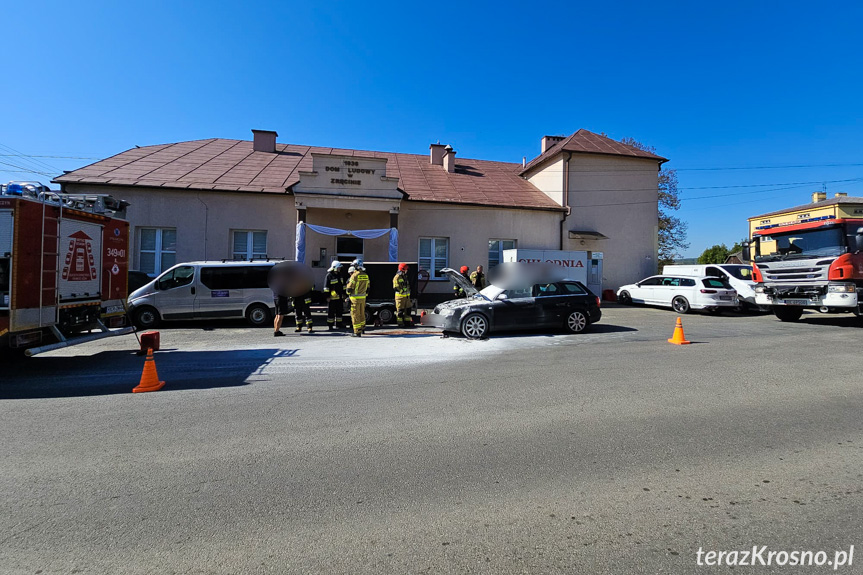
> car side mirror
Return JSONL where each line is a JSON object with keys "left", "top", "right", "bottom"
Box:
{"left": 496, "top": 293, "right": 507, "bottom": 300}
{"left": 635, "top": 282, "right": 641, "bottom": 287}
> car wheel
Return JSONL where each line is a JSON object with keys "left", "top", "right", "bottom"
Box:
{"left": 378, "top": 307, "right": 395, "bottom": 324}
{"left": 133, "top": 306, "right": 160, "bottom": 330}
{"left": 773, "top": 306, "right": 803, "bottom": 322}
{"left": 565, "top": 310, "right": 589, "bottom": 333}
{"left": 618, "top": 291, "right": 632, "bottom": 305}
{"left": 246, "top": 303, "right": 272, "bottom": 327}
{"left": 461, "top": 313, "right": 489, "bottom": 339}
{"left": 671, "top": 296, "right": 690, "bottom": 314}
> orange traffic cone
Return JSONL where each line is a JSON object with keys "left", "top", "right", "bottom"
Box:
{"left": 132, "top": 348, "right": 166, "bottom": 392}
{"left": 667, "top": 317, "right": 691, "bottom": 345}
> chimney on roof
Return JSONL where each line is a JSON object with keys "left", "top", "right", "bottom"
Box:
{"left": 812, "top": 191, "right": 827, "bottom": 203}
{"left": 252, "top": 129, "right": 278, "bottom": 153}
{"left": 443, "top": 145, "right": 456, "bottom": 173}
{"left": 429, "top": 143, "right": 446, "bottom": 165}
{"left": 541, "top": 135, "right": 566, "bottom": 154}
{"left": 835, "top": 192, "right": 848, "bottom": 198}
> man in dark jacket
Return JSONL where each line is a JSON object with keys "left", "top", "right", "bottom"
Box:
{"left": 325, "top": 261, "right": 346, "bottom": 330}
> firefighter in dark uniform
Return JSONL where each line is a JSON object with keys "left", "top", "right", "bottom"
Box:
{"left": 453, "top": 265, "right": 471, "bottom": 298}
{"left": 325, "top": 261, "right": 346, "bottom": 330}
{"left": 292, "top": 288, "right": 314, "bottom": 333}
{"left": 393, "top": 262, "right": 412, "bottom": 327}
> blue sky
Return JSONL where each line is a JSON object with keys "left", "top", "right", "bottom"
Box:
{"left": 4, "top": 1, "right": 862, "bottom": 257}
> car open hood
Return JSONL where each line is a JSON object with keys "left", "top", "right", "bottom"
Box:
{"left": 441, "top": 267, "right": 478, "bottom": 296}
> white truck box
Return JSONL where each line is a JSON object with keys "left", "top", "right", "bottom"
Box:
{"left": 502, "top": 249, "right": 603, "bottom": 295}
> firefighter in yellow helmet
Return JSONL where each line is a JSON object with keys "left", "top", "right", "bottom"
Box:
{"left": 346, "top": 259, "right": 370, "bottom": 337}
{"left": 393, "top": 262, "right": 412, "bottom": 327}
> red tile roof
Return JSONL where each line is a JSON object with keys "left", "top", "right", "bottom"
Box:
{"left": 520, "top": 129, "right": 667, "bottom": 174}
{"left": 56, "top": 139, "right": 565, "bottom": 211}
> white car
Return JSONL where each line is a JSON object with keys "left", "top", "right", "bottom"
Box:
{"left": 616, "top": 275, "right": 738, "bottom": 314}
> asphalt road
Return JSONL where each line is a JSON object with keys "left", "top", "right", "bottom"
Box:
{"left": 2, "top": 306, "right": 862, "bottom": 574}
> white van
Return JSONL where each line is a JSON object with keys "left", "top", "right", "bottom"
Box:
{"left": 128, "top": 261, "right": 278, "bottom": 329}
{"left": 662, "top": 264, "right": 758, "bottom": 310}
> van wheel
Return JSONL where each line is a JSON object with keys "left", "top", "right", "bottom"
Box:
{"left": 246, "top": 304, "right": 272, "bottom": 327}
{"left": 133, "top": 306, "right": 160, "bottom": 330}
{"left": 378, "top": 307, "right": 395, "bottom": 324}
{"left": 618, "top": 291, "right": 632, "bottom": 305}
{"left": 565, "top": 310, "right": 589, "bottom": 333}
{"left": 773, "top": 306, "right": 803, "bottom": 322}
{"left": 672, "top": 296, "right": 690, "bottom": 314}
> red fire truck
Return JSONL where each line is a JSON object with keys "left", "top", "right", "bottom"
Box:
{"left": 0, "top": 182, "right": 135, "bottom": 355}
{"left": 745, "top": 215, "right": 863, "bottom": 322}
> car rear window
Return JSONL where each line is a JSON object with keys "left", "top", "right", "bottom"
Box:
{"left": 702, "top": 278, "right": 730, "bottom": 288}
{"left": 560, "top": 282, "right": 587, "bottom": 294}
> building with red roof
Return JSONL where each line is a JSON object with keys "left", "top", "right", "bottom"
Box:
{"left": 56, "top": 129, "right": 666, "bottom": 295}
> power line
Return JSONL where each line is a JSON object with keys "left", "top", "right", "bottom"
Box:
{"left": 0, "top": 159, "right": 55, "bottom": 177}
{"left": 0, "top": 142, "right": 62, "bottom": 174}
{"left": 0, "top": 154, "right": 101, "bottom": 160}
{"left": 676, "top": 162, "right": 863, "bottom": 172}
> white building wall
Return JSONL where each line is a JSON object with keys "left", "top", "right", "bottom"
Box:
{"left": 62, "top": 184, "right": 297, "bottom": 270}
{"left": 526, "top": 157, "right": 564, "bottom": 206}
{"left": 565, "top": 154, "right": 659, "bottom": 289}
{"left": 398, "top": 202, "right": 562, "bottom": 294}
{"left": 525, "top": 153, "right": 660, "bottom": 290}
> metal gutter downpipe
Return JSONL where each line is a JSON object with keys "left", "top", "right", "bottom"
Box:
{"left": 559, "top": 152, "right": 572, "bottom": 250}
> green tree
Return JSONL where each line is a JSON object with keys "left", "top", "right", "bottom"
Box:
{"left": 697, "top": 244, "right": 730, "bottom": 264}
{"left": 620, "top": 137, "right": 688, "bottom": 269}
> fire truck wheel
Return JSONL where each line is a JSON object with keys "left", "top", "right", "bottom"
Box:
{"left": 671, "top": 296, "right": 691, "bottom": 314}
{"left": 618, "top": 291, "right": 632, "bottom": 305}
{"left": 246, "top": 303, "right": 272, "bottom": 327}
{"left": 773, "top": 306, "right": 803, "bottom": 322}
{"left": 133, "top": 306, "right": 160, "bottom": 329}
{"left": 377, "top": 307, "right": 395, "bottom": 324}
{"left": 461, "top": 313, "right": 489, "bottom": 339}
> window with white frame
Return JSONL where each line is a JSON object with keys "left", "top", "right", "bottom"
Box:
{"left": 488, "top": 239, "right": 516, "bottom": 268}
{"left": 232, "top": 230, "right": 267, "bottom": 260}
{"left": 138, "top": 228, "right": 177, "bottom": 275}
{"left": 419, "top": 237, "right": 449, "bottom": 279}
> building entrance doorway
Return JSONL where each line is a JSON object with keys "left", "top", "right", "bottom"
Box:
{"left": 337, "top": 236, "right": 364, "bottom": 263}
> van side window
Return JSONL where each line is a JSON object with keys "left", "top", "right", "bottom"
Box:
{"left": 201, "top": 268, "right": 244, "bottom": 290}
{"left": 245, "top": 266, "right": 271, "bottom": 289}
{"left": 706, "top": 267, "right": 724, "bottom": 278}
{"left": 157, "top": 266, "right": 195, "bottom": 290}
{"left": 201, "top": 266, "right": 273, "bottom": 290}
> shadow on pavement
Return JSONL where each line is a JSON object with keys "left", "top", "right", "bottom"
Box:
{"left": 0, "top": 349, "right": 288, "bottom": 400}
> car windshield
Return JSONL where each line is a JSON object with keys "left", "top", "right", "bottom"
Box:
{"left": 755, "top": 226, "right": 845, "bottom": 261}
